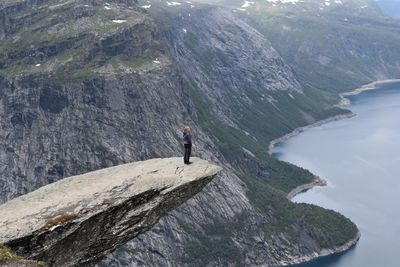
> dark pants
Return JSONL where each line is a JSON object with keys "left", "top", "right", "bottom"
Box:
{"left": 184, "top": 144, "right": 192, "bottom": 164}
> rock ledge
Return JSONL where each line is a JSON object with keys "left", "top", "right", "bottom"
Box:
{"left": 0, "top": 157, "right": 221, "bottom": 267}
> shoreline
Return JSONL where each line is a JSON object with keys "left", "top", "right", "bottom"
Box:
{"left": 269, "top": 78, "right": 400, "bottom": 156}
{"left": 268, "top": 112, "right": 356, "bottom": 156}
{"left": 338, "top": 78, "right": 400, "bottom": 106}
{"left": 269, "top": 79, "right": 400, "bottom": 266}
{"left": 282, "top": 231, "right": 361, "bottom": 266}
{"left": 286, "top": 175, "right": 327, "bottom": 200}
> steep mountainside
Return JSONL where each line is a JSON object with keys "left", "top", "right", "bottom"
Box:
{"left": 1, "top": 0, "right": 358, "bottom": 266}
{"left": 209, "top": 0, "right": 400, "bottom": 92}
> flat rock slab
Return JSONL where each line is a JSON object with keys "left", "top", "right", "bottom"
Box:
{"left": 0, "top": 157, "right": 221, "bottom": 267}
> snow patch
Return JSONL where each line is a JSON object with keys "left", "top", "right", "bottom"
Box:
{"left": 167, "top": 1, "right": 181, "bottom": 6}
{"left": 183, "top": 28, "right": 187, "bottom": 33}
{"left": 153, "top": 58, "right": 161, "bottom": 64}
{"left": 267, "top": 0, "right": 299, "bottom": 4}
{"left": 112, "top": 20, "right": 127, "bottom": 23}
{"left": 141, "top": 5, "right": 151, "bottom": 8}
{"left": 334, "top": 0, "right": 342, "bottom": 4}
{"left": 35, "top": 64, "right": 41, "bottom": 67}
{"left": 241, "top": 1, "right": 254, "bottom": 8}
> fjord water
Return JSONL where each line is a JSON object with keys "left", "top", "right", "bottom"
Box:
{"left": 273, "top": 82, "right": 400, "bottom": 267}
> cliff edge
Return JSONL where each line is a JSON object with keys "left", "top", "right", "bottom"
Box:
{"left": 0, "top": 157, "right": 222, "bottom": 267}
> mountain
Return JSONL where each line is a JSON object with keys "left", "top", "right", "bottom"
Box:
{"left": 0, "top": 0, "right": 362, "bottom": 266}
{"left": 215, "top": 0, "right": 400, "bottom": 92}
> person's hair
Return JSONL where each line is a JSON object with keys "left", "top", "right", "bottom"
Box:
{"left": 183, "top": 126, "right": 191, "bottom": 132}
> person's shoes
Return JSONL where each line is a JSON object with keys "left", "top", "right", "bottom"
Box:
{"left": 184, "top": 161, "right": 192, "bottom": 165}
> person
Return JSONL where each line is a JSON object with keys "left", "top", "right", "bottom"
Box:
{"left": 183, "top": 126, "right": 192, "bottom": 164}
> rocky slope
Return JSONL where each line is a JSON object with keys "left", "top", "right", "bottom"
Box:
{"left": 0, "top": 0, "right": 359, "bottom": 266}
{"left": 100, "top": 3, "right": 358, "bottom": 267}
{"left": 0, "top": 157, "right": 221, "bottom": 266}
{"left": 230, "top": 0, "right": 400, "bottom": 92}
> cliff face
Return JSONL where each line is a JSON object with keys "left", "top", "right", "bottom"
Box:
{"left": 0, "top": 0, "right": 359, "bottom": 266}
{"left": 0, "top": 157, "right": 222, "bottom": 267}
{"left": 234, "top": 0, "right": 400, "bottom": 92}
{"left": 0, "top": 0, "right": 190, "bottom": 203}
{"left": 99, "top": 3, "right": 358, "bottom": 267}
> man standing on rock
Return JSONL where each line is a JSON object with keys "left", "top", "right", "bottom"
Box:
{"left": 183, "top": 126, "right": 192, "bottom": 164}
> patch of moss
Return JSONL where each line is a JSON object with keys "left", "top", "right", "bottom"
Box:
{"left": 0, "top": 244, "right": 46, "bottom": 266}
{"left": 0, "top": 244, "right": 18, "bottom": 260}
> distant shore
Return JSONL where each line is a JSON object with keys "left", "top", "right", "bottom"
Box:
{"left": 338, "top": 79, "right": 400, "bottom": 106}
{"left": 269, "top": 78, "right": 400, "bottom": 156}
{"left": 268, "top": 112, "right": 355, "bottom": 156}
{"left": 270, "top": 79, "right": 400, "bottom": 266}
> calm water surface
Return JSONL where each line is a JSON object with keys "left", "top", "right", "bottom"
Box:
{"left": 273, "top": 83, "right": 400, "bottom": 267}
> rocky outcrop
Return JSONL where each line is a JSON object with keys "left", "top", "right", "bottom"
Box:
{"left": 0, "top": 157, "right": 222, "bottom": 267}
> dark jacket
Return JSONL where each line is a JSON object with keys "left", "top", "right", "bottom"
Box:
{"left": 183, "top": 131, "right": 192, "bottom": 145}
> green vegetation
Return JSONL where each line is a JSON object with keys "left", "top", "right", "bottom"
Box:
{"left": 183, "top": 76, "right": 358, "bottom": 264}
{"left": 182, "top": 219, "right": 246, "bottom": 266}
{"left": 1, "top": 1, "right": 362, "bottom": 264}
{"left": 177, "top": 9, "right": 361, "bottom": 256}
{"left": 243, "top": 2, "right": 400, "bottom": 92}
{"left": 0, "top": 244, "right": 17, "bottom": 260}
{"left": 183, "top": 70, "right": 346, "bottom": 192}
{"left": 182, "top": 171, "right": 357, "bottom": 266}
{"left": 240, "top": 174, "right": 358, "bottom": 248}
{"left": 0, "top": 244, "right": 46, "bottom": 266}
{"left": 0, "top": 1, "right": 162, "bottom": 80}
